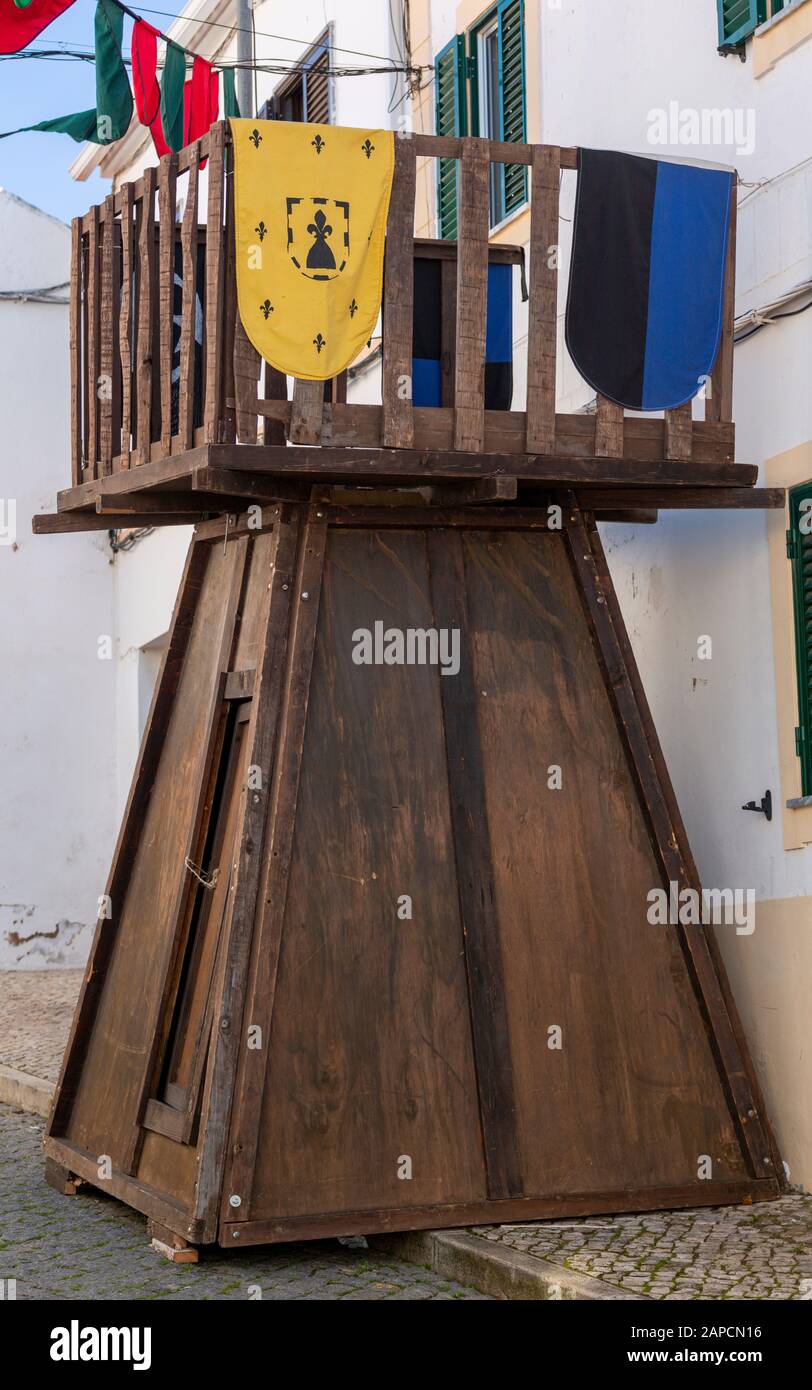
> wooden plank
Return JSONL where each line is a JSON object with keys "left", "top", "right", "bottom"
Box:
{"left": 178, "top": 150, "right": 199, "bottom": 451}
{"left": 381, "top": 137, "right": 416, "bottom": 448}
{"left": 123, "top": 543, "right": 250, "bottom": 1174}
{"left": 573, "top": 486, "right": 783, "bottom": 511}
{"left": 664, "top": 402, "right": 693, "bottom": 461}
{"left": 707, "top": 188, "right": 736, "bottom": 426}
{"left": 99, "top": 195, "right": 115, "bottom": 477}
{"left": 428, "top": 477, "right": 517, "bottom": 506}
{"left": 221, "top": 511, "right": 326, "bottom": 1220}
{"left": 70, "top": 220, "right": 82, "bottom": 485}
{"left": 221, "top": 151, "right": 237, "bottom": 445}
{"left": 95, "top": 491, "right": 242, "bottom": 515}
{"left": 254, "top": 399, "right": 737, "bottom": 465}
{"left": 158, "top": 155, "right": 178, "bottom": 454}
{"left": 427, "top": 531, "right": 522, "bottom": 1201}
{"left": 261, "top": 363, "right": 287, "bottom": 445}
{"left": 205, "top": 123, "right": 226, "bottom": 443}
{"left": 562, "top": 501, "right": 779, "bottom": 1182}
{"left": 411, "top": 133, "right": 577, "bottom": 170}
{"left": 47, "top": 541, "right": 211, "bottom": 1138}
{"left": 118, "top": 184, "right": 134, "bottom": 469}
{"left": 191, "top": 466, "right": 310, "bottom": 504}
{"left": 454, "top": 140, "right": 490, "bottom": 452}
{"left": 136, "top": 168, "right": 157, "bottom": 465}
{"left": 219, "top": 1177, "right": 780, "bottom": 1246}
{"left": 233, "top": 316, "right": 260, "bottom": 444}
{"left": 86, "top": 204, "right": 100, "bottom": 480}
{"left": 194, "top": 518, "right": 304, "bottom": 1236}
{"left": 44, "top": 1135, "right": 201, "bottom": 1242}
{"left": 33, "top": 512, "right": 205, "bottom": 534}
{"left": 525, "top": 144, "right": 560, "bottom": 454}
{"left": 289, "top": 379, "right": 325, "bottom": 445}
{"left": 595, "top": 395, "right": 624, "bottom": 457}
{"left": 53, "top": 440, "right": 757, "bottom": 519}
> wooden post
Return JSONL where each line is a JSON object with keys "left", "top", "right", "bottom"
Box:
{"left": 289, "top": 379, "right": 325, "bottom": 445}
{"left": 136, "top": 168, "right": 157, "bottom": 465}
{"left": 454, "top": 140, "right": 490, "bottom": 453}
{"left": 664, "top": 401, "right": 693, "bottom": 460}
{"left": 595, "top": 394, "right": 624, "bottom": 457}
{"left": 178, "top": 149, "right": 200, "bottom": 451}
{"left": 86, "top": 205, "right": 100, "bottom": 480}
{"left": 158, "top": 155, "right": 178, "bottom": 455}
{"left": 706, "top": 185, "right": 736, "bottom": 426}
{"left": 118, "top": 183, "right": 134, "bottom": 469}
{"left": 99, "top": 195, "right": 115, "bottom": 477}
{"left": 381, "top": 137, "right": 416, "bottom": 448}
{"left": 525, "top": 145, "right": 560, "bottom": 454}
{"left": 69, "top": 220, "right": 82, "bottom": 486}
{"left": 205, "top": 124, "right": 227, "bottom": 444}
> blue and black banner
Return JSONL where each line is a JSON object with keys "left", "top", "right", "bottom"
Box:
{"left": 412, "top": 257, "right": 513, "bottom": 411}
{"left": 565, "top": 148, "right": 734, "bottom": 412}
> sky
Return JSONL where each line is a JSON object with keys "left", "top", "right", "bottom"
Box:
{"left": 0, "top": 0, "right": 186, "bottom": 224}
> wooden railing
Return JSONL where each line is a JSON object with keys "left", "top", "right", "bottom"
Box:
{"left": 69, "top": 124, "right": 737, "bottom": 489}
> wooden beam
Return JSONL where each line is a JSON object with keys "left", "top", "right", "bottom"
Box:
{"left": 95, "top": 492, "right": 228, "bottom": 515}
{"left": 525, "top": 145, "right": 560, "bottom": 453}
{"left": 33, "top": 511, "right": 205, "bottom": 534}
{"left": 158, "top": 155, "right": 178, "bottom": 455}
{"left": 178, "top": 149, "right": 199, "bottom": 451}
{"left": 192, "top": 467, "right": 312, "bottom": 504}
{"left": 454, "top": 139, "right": 490, "bottom": 452}
{"left": 381, "top": 136, "right": 416, "bottom": 448}
{"left": 204, "top": 123, "right": 226, "bottom": 444}
{"left": 427, "top": 477, "right": 518, "bottom": 506}
{"left": 253, "top": 399, "right": 736, "bottom": 465}
{"left": 572, "top": 487, "right": 783, "bottom": 510}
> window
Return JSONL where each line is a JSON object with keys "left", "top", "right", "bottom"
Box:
{"left": 717, "top": 0, "right": 767, "bottom": 48}
{"left": 435, "top": 0, "right": 527, "bottom": 238}
{"left": 261, "top": 30, "right": 332, "bottom": 124}
{"left": 788, "top": 482, "right": 812, "bottom": 795}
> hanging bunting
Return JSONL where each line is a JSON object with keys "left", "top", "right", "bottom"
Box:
{"left": 160, "top": 40, "right": 186, "bottom": 153}
{"left": 565, "top": 148, "right": 734, "bottom": 412}
{"left": 230, "top": 118, "right": 394, "bottom": 380}
{"left": 0, "top": 0, "right": 132, "bottom": 143}
{"left": 131, "top": 17, "right": 168, "bottom": 158}
{"left": 184, "top": 56, "right": 218, "bottom": 145}
{"left": 0, "top": 0, "right": 76, "bottom": 55}
{"left": 222, "top": 67, "right": 240, "bottom": 120}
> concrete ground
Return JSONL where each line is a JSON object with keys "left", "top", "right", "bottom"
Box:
{"left": 2, "top": 968, "right": 811, "bottom": 1302}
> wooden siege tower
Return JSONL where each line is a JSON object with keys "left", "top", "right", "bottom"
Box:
{"left": 38, "top": 124, "right": 785, "bottom": 1255}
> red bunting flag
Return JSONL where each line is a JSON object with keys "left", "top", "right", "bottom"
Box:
{"left": 131, "top": 17, "right": 169, "bottom": 158}
{"left": 183, "top": 56, "right": 218, "bottom": 166}
{"left": 0, "top": 0, "right": 76, "bottom": 55}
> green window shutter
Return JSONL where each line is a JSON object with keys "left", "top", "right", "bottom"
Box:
{"left": 717, "top": 0, "right": 767, "bottom": 48}
{"left": 789, "top": 483, "right": 812, "bottom": 795}
{"left": 497, "top": 0, "right": 527, "bottom": 216}
{"left": 435, "top": 34, "right": 466, "bottom": 239}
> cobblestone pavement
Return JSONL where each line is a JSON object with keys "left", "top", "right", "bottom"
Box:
{"left": 0, "top": 1107, "right": 488, "bottom": 1301}
{"left": 472, "top": 1198, "right": 812, "bottom": 1300}
{"left": 0, "top": 969, "right": 81, "bottom": 1082}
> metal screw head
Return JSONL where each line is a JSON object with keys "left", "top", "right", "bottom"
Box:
{"left": 747, "top": 1108, "right": 756, "bottom": 1118}
{"left": 232, "top": 1230, "right": 241, "bottom": 1238}
{"left": 219, "top": 1016, "right": 230, "bottom": 1031}
{"left": 282, "top": 582, "right": 289, "bottom": 591}
{"left": 229, "top": 1193, "right": 242, "bottom": 1208}
{"left": 301, "top": 591, "right": 309, "bottom": 600}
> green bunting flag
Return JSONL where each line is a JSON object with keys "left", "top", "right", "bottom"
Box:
{"left": 160, "top": 40, "right": 186, "bottom": 152}
{"left": 0, "top": 0, "right": 132, "bottom": 143}
{"left": 222, "top": 67, "right": 240, "bottom": 119}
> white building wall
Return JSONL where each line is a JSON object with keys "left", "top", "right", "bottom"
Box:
{"left": 0, "top": 191, "right": 117, "bottom": 968}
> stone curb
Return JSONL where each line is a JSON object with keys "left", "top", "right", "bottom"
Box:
{"left": 377, "top": 1229, "right": 649, "bottom": 1301}
{"left": 0, "top": 1064, "right": 54, "bottom": 1119}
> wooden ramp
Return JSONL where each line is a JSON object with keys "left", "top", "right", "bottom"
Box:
{"left": 44, "top": 498, "right": 783, "bottom": 1247}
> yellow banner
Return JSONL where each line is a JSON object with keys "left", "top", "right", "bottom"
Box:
{"left": 230, "top": 119, "right": 395, "bottom": 381}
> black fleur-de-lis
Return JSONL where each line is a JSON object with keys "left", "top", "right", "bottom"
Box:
{"left": 255, "top": 220, "right": 267, "bottom": 242}
{"left": 349, "top": 298, "right": 358, "bottom": 318}
{"left": 311, "top": 133, "right": 326, "bottom": 154}
{"left": 259, "top": 299, "right": 274, "bottom": 319}
{"left": 249, "top": 128, "right": 262, "bottom": 149}
{"left": 361, "top": 138, "right": 375, "bottom": 160}
{"left": 313, "top": 332, "right": 326, "bottom": 354}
